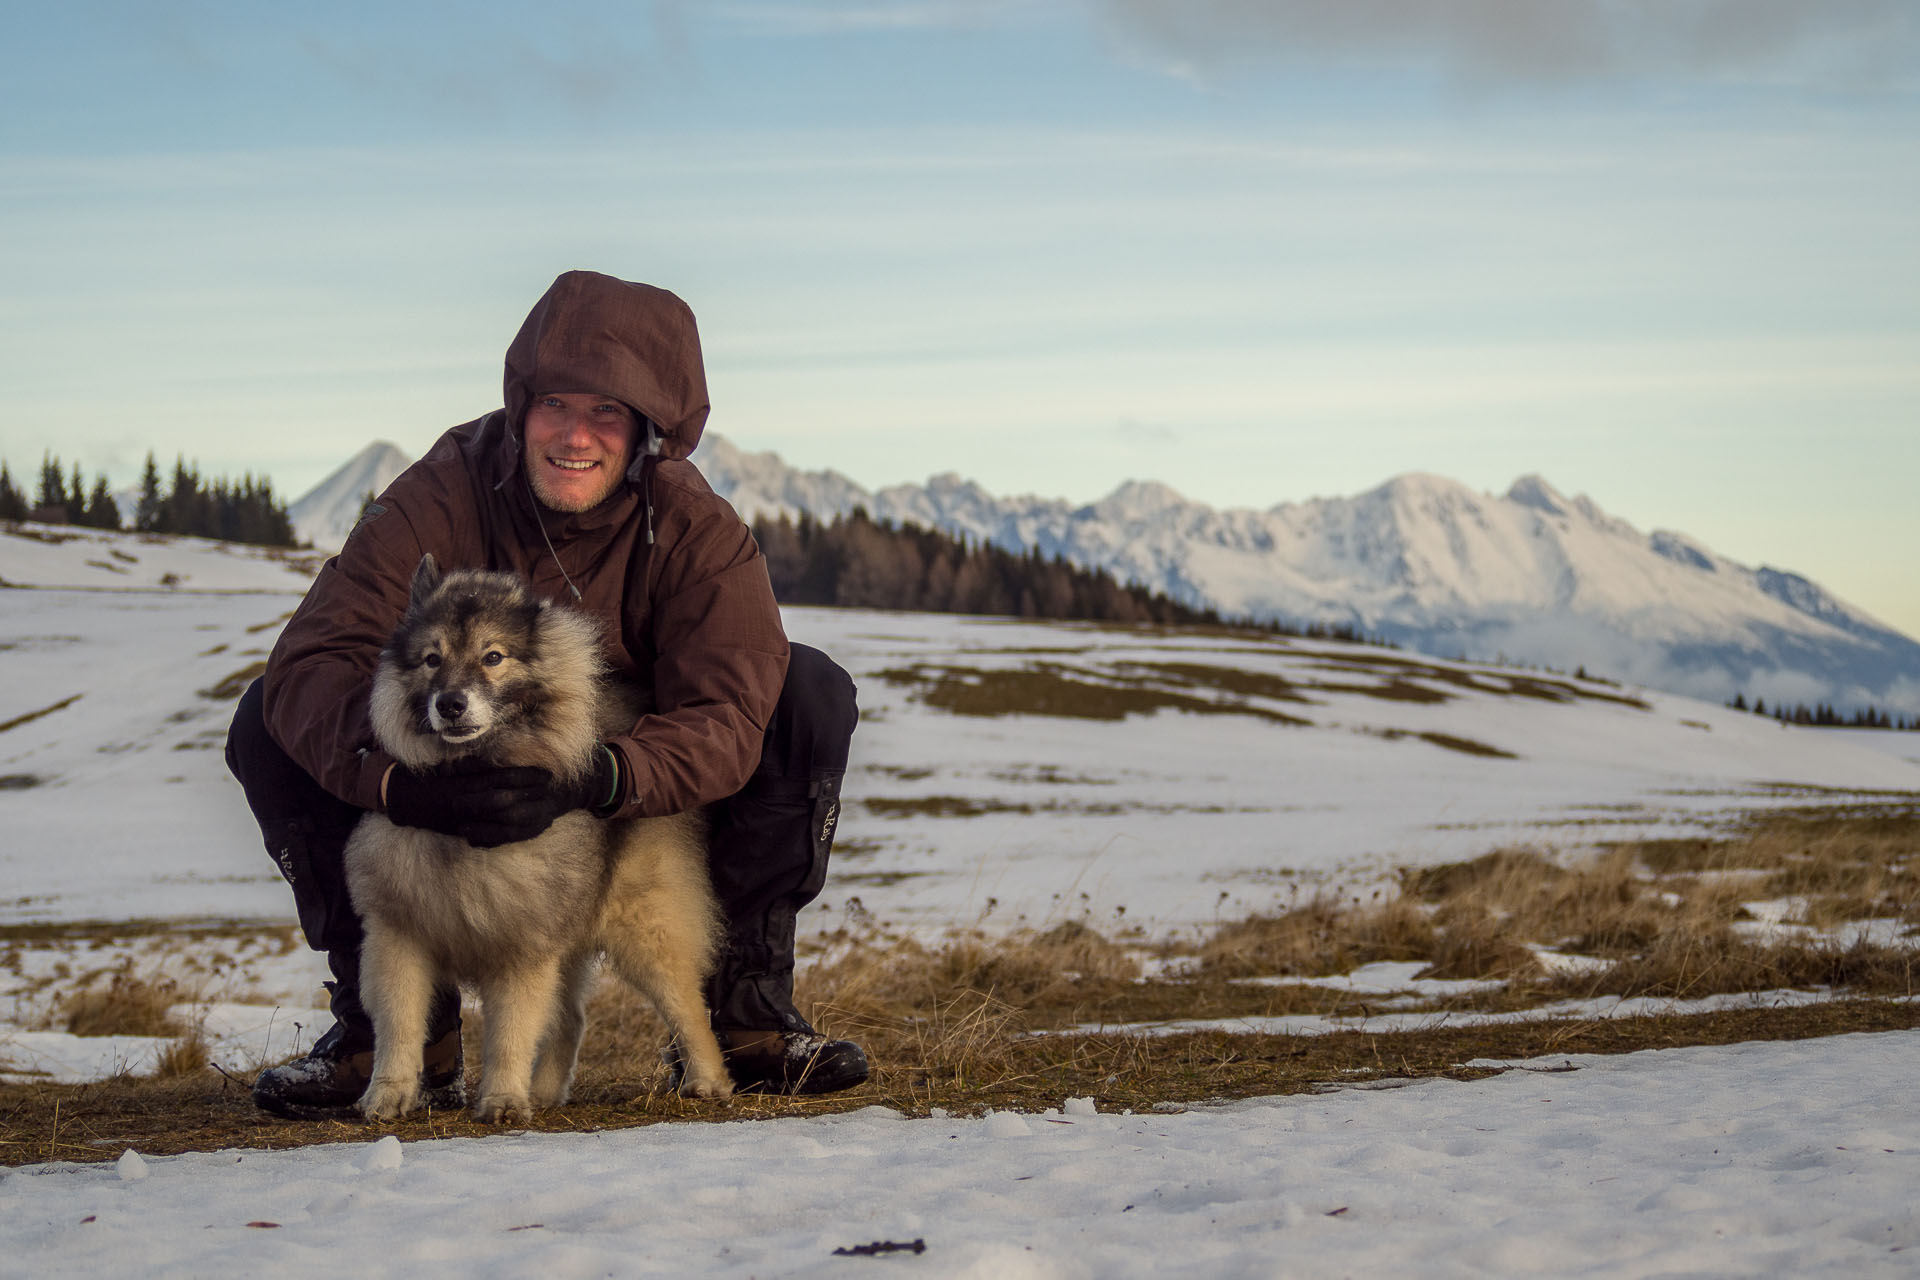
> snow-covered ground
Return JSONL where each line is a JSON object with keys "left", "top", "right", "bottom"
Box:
{"left": 7, "top": 525, "right": 1917, "bottom": 940}
{"left": 5, "top": 524, "right": 1920, "bottom": 1076}
{"left": 6, "top": 523, "right": 1920, "bottom": 1275}
{"left": 8, "top": 1032, "right": 1920, "bottom": 1278}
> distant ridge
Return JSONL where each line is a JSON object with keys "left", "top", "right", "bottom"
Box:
{"left": 696, "top": 438, "right": 1920, "bottom": 717}
{"left": 295, "top": 435, "right": 1920, "bottom": 716}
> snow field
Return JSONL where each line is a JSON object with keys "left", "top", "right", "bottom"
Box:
{"left": 5, "top": 547, "right": 1920, "bottom": 1083}
{"left": 7, "top": 519, "right": 1920, "bottom": 1276}
{"left": 7, "top": 1032, "right": 1920, "bottom": 1278}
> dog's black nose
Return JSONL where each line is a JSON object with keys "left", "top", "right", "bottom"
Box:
{"left": 435, "top": 691, "right": 467, "bottom": 722}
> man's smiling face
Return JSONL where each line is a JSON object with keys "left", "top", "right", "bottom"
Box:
{"left": 522, "top": 392, "right": 639, "bottom": 513}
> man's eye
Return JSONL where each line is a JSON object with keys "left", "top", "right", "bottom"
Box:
{"left": 483, "top": 651, "right": 505, "bottom": 667}
{"left": 422, "top": 653, "right": 441, "bottom": 669}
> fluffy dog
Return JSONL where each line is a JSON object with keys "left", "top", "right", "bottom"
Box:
{"left": 344, "top": 555, "right": 733, "bottom": 1122}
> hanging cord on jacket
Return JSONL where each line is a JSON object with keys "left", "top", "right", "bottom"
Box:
{"left": 640, "top": 417, "right": 662, "bottom": 546}
{"left": 526, "top": 469, "right": 584, "bottom": 602}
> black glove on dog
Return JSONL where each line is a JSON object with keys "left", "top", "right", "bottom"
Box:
{"left": 384, "top": 749, "right": 621, "bottom": 849}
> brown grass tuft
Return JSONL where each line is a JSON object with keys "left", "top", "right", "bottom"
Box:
{"left": 198, "top": 661, "right": 269, "bottom": 701}
{"left": 153, "top": 1030, "right": 211, "bottom": 1078}
{"left": 1545, "top": 933, "right": 1918, "bottom": 1002}
{"left": 1197, "top": 895, "right": 1437, "bottom": 979}
{"left": 877, "top": 663, "right": 1310, "bottom": 725}
{"left": 60, "top": 971, "right": 188, "bottom": 1038}
{"left": 804, "top": 919, "right": 1143, "bottom": 1014}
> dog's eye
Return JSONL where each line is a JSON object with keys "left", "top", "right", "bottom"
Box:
{"left": 483, "top": 650, "right": 505, "bottom": 667}
{"left": 421, "top": 653, "right": 441, "bottom": 669}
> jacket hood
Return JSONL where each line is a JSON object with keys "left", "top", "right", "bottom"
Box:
{"left": 503, "top": 270, "right": 710, "bottom": 464}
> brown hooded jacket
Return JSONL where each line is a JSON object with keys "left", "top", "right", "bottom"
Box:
{"left": 262, "top": 271, "right": 790, "bottom": 817}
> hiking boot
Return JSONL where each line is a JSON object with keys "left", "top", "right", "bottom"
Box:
{"left": 664, "top": 1029, "right": 870, "bottom": 1096}
{"left": 252, "top": 1021, "right": 466, "bottom": 1120}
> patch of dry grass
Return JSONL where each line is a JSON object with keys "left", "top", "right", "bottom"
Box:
{"left": 0, "top": 693, "right": 85, "bottom": 735}
{"left": 153, "top": 1030, "right": 211, "bottom": 1079}
{"left": 198, "top": 661, "right": 268, "bottom": 701}
{"left": 1182, "top": 809, "right": 1919, "bottom": 1006}
{"left": 875, "top": 648, "right": 1649, "bottom": 737}
{"left": 862, "top": 796, "right": 1036, "bottom": 819}
{"left": 806, "top": 920, "right": 1143, "bottom": 1014}
{"left": 1117, "top": 661, "right": 1316, "bottom": 706}
{"left": 58, "top": 969, "right": 190, "bottom": 1039}
{"left": 876, "top": 663, "right": 1310, "bottom": 725}
{"left": 1197, "top": 895, "right": 1437, "bottom": 979}
{"left": 4, "top": 810, "right": 1916, "bottom": 1166}
{"left": 10, "top": 999, "right": 1920, "bottom": 1168}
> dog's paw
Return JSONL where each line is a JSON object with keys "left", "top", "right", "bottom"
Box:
{"left": 359, "top": 1078, "right": 423, "bottom": 1120}
{"left": 530, "top": 1082, "right": 573, "bottom": 1109}
{"left": 679, "top": 1072, "right": 734, "bottom": 1102}
{"left": 530, "top": 1062, "right": 576, "bottom": 1109}
{"left": 472, "top": 1092, "right": 534, "bottom": 1125}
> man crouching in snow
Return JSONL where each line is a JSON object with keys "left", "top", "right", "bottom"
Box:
{"left": 224, "top": 269, "right": 867, "bottom": 1116}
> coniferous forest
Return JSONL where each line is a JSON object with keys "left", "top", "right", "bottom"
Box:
{"left": 0, "top": 451, "right": 297, "bottom": 547}
{"left": 1727, "top": 692, "right": 1917, "bottom": 732}
{"left": 753, "top": 508, "right": 1371, "bottom": 641}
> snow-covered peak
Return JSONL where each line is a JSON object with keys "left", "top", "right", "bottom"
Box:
{"left": 921, "top": 472, "right": 999, "bottom": 504}
{"left": 1506, "top": 473, "right": 1570, "bottom": 516}
{"left": 1649, "top": 530, "right": 1719, "bottom": 574}
{"left": 288, "top": 441, "right": 414, "bottom": 548}
{"left": 698, "top": 435, "right": 869, "bottom": 525}
{"left": 1086, "top": 479, "right": 1191, "bottom": 524}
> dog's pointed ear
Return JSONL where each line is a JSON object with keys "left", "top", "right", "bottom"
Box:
{"left": 409, "top": 554, "right": 442, "bottom": 606}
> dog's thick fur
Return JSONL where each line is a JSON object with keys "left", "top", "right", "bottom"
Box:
{"left": 344, "top": 556, "right": 732, "bottom": 1122}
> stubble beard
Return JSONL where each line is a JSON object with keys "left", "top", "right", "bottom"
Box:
{"left": 527, "top": 455, "right": 628, "bottom": 514}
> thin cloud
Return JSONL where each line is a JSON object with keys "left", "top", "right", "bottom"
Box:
{"left": 1089, "top": 0, "right": 1919, "bottom": 88}
{"left": 1116, "top": 416, "right": 1180, "bottom": 446}
{"left": 716, "top": 2, "right": 1027, "bottom": 35}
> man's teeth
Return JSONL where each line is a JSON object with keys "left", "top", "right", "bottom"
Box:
{"left": 550, "top": 459, "right": 596, "bottom": 471}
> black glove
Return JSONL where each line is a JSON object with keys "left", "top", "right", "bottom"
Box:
{"left": 385, "top": 749, "right": 621, "bottom": 849}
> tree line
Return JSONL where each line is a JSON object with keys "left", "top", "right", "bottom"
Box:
{"left": 0, "top": 452, "right": 297, "bottom": 547}
{"left": 1728, "top": 693, "right": 1918, "bottom": 732}
{"left": 753, "top": 508, "right": 1375, "bottom": 642}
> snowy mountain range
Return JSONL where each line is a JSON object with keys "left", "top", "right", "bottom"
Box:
{"left": 289, "top": 435, "right": 1920, "bottom": 716}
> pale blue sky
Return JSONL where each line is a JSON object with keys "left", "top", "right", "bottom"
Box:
{"left": 4, "top": 2, "right": 1917, "bottom": 633}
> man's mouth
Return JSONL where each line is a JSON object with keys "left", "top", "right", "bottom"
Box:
{"left": 548, "top": 457, "right": 598, "bottom": 472}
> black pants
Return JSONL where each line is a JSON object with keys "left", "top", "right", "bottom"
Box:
{"left": 225, "top": 644, "right": 857, "bottom": 1046}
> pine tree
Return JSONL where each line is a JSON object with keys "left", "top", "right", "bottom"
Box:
{"left": 135, "top": 452, "right": 163, "bottom": 532}
{"left": 36, "top": 451, "right": 64, "bottom": 513}
{"left": 82, "top": 475, "right": 121, "bottom": 530}
{"left": 164, "top": 456, "right": 212, "bottom": 537}
{"left": 0, "top": 462, "right": 24, "bottom": 520}
{"left": 67, "top": 461, "right": 87, "bottom": 524}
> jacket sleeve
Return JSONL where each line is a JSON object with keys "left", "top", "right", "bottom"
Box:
{"left": 604, "top": 481, "right": 789, "bottom": 817}
{"left": 261, "top": 500, "right": 431, "bottom": 812}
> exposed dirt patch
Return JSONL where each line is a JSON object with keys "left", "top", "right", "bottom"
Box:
{"left": 877, "top": 663, "right": 1311, "bottom": 725}
{"left": 1117, "top": 661, "right": 1317, "bottom": 705}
